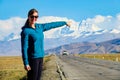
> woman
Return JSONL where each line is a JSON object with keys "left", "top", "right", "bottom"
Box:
{"left": 21, "top": 8, "right": 71, "bottom": 80}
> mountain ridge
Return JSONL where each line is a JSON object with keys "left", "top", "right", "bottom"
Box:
{"left": 1, "top": 16, "right": 120, "bottom": 56}
{"left": 45, "top": 38, "right": 120, "bottom": 54}
{"left": 0, "top": 38, "right": 120, "bottom": 56}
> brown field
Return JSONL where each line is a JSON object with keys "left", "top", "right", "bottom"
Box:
{"left": 0, "top": 56, "right": 26, "bottom": 80}
{"left": 0, "top": 55, "right": 58, "bottom": 80}
{"left": 78, "top": 54, "right": 120, "bottom": 62}
{"left": 1, "top": 54, "right": 120, "bottom": 80}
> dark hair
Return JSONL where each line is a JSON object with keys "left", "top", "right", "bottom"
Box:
{"left": 23, "top": 8, "right": 38, "bottom": 27}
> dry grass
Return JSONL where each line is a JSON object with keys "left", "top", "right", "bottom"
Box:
{"left": 0, "top": 55, "right": 59, "bottom": 80}
{"left": 2, "top": 54, "right": 119, "bottom": 80}
{"left": 78, "top": 54, "right": 120, "bottom": 62}
{"left": 0, "top": 56, "right": 26, "bottom": 80}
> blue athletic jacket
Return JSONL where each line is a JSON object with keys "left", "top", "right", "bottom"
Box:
{"left": 21, "top": 21, "right": 67, "bottom": 66}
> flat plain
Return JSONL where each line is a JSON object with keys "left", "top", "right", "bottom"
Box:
{"left": 0, "top": 54, "right": 120, "bottom": 80}
{"left": 0, "top": 55, "right": 59, "bottom": 80}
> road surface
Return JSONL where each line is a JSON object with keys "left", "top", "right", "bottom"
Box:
{"left": 56, "top": 55, "right": 120, "bottom": 80}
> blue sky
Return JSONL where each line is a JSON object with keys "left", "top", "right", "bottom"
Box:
{"left": 1, "top": 0, "right": 120, "bottom": 41}
{"left": 0, "top": 0, "right": 120, "bottom": 21}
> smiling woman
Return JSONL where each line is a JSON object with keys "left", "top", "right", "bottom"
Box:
{"left": 21, "top": 8, "right": 71, "bottom": 80}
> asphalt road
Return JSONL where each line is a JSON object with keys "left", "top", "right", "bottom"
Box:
{"left": 57, "top": 55, "right": 120, "bottom": 80}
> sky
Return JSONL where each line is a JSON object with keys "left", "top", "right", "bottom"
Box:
{"left": 0, "top": 0, "right": 120, "bottom": 41}
{"left": 0, "top": 0, "right": 120, "bottom": 21}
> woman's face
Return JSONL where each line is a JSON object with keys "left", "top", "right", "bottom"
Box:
{"left": 28, "top": 12, "right": 38, "bottom": 25}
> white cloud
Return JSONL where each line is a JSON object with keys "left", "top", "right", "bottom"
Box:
{"left": 37, "top": 16, "right": 68, "bottom": 23}
{"left": 0, "top": 16, "right": 71, "bottom": 40}
{"left": 0, "top": 17, "right": 26, "bottom": 40}
{"left": 93, "top": 15, "right": 105, "bottom": 23}
{"left": 116, "top": 14, "right": 120, "bottom": 21}
{"left": 82, "top": 15, "right": 120, "bottom": 30}
{"left": 91, "top": 24, "right": 101, "bottom": 31}
{"left": 0, "top": 14, "right": 120, "bottom": 41}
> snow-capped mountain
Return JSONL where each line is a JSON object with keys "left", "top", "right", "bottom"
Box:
{"left": 110, "top": 29, "right": 120, "bottom": 34}
{"left": 0, "top": 16, "right": 120, "bottom": 56}
{"left": 1, "top": 16, "right": 120, "bottom": 42}
{"left": 1, "top": 16, "right": 120, "bottom": 49}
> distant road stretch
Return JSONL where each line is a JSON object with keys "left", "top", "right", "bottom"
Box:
{"left": 57, "top": 55, "right": 120, "bottom": 80}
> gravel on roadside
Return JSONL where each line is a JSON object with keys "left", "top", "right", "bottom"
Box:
{"left": 41, "top": 55, "right": 61, "bottom": 80}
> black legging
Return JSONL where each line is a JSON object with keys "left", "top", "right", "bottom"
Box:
{"left": 27, "top": 58, "right": 43, "bottom": 80}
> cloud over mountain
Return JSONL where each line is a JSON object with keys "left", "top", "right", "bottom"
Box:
{"left": 0, "top": 14, "right": 120, "bottom": 41}
{"left": 0, "top": 15, "right": 120, "bottom": 56}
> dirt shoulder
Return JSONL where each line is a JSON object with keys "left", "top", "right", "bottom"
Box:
{"left": 41, "top": 55, "right": 60, "bottom": 80}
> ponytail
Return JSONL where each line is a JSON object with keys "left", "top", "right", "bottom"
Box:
{"left": 24, "top": 19, "right": 29, "bottom": 26}
{"left": 21, "top": 19, "right": 29, "bottom": 29}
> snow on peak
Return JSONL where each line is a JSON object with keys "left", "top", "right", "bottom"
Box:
{"left": 1, "top": 15, "right": 120, "bottom": 41}
{"left": 110, "top": 29, "right": 120, "bottom": 34}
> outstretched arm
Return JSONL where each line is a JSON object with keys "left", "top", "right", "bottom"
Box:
{"left": 42, "top": 21, "right": 71, "bottom": 31}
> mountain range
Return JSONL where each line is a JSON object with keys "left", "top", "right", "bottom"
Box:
{"left": 0, "top": 38, "right": 120, "bottom": 56}
{"left": 45, "top": 38, "right": 120, "bottom": 54}
{"left": 0, "top": 16, "right": 120, "bottom": 56}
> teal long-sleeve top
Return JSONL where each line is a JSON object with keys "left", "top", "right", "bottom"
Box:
{"left": 21, "top": 21, "right": 67, "bottom": 66}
